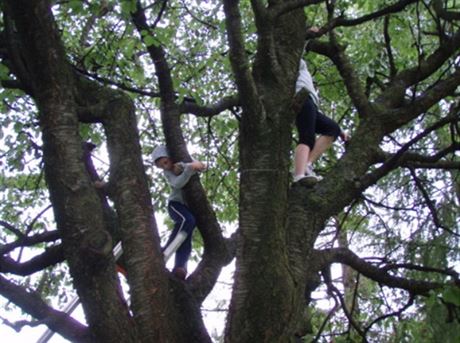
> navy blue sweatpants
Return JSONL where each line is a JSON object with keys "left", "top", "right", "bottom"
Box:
{"left": 165, "top": 201, "right": 196, "bottom": 269}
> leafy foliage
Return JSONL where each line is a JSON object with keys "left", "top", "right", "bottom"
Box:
{"left": 0, "top": 0, "right": 459, "bottom": 342}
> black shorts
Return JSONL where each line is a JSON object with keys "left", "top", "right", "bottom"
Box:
{"left": 296, "top": 96, "right": 341, "bottom": 150}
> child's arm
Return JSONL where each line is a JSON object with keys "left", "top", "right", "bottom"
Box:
{"left": 93, "top": 179, "right": 115, "bottom": 197}
{"left": 165, "top": 161, "right": 206, "bottom": 188}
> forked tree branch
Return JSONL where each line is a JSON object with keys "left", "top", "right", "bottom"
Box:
{"left": 0, "top": 275, "right": 89, "bottom": 342}
{"left": 433, "top": 0, "right": 460, "bottom": 21}
{"left": 179, "top": 95, "right": 239, "bottom": 117}
{"left": 0, "top": 245, "right": 64, "bottom": 275}
{"left": 363, "top": 294, "right": 415, "bottom": 338}
{"left": 223, "top": 0, "right": 261, "bottom": 116}
{"left": 0, "top": 231, "right": 60, "bottom": 256}
{"left": 314, "top": 248, "right": 447, "bottom": 296}
{"left": 359, "top": 110, "right": 460, "bottom": 190}
{"left": 132, "top": 1, "right": 234, "bottom": 304}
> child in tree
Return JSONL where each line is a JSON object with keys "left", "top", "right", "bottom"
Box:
{"left": 293, "top": 57, "right": 348, "bottom": 183}
{"left": 153, "top": 145, "right": 206, "bottom": 280}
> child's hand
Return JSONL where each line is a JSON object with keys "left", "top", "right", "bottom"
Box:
{"left": 94, "top": 180, "right": 107, "bottom": 189}
{"left": 172, "top": 163, "right": 184, "bottom": 175}
{"left": 190, "top": 161, "right": 207, "bottom": 172}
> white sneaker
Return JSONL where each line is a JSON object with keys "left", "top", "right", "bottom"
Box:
{"left": 293, "top": 174, "right": 307, "bottom": 182}
{"left": 293, "top": 173, "right": 320, "bottom": 185}
{"left": 306, "top": 164, "right": 323, "bottom": 181}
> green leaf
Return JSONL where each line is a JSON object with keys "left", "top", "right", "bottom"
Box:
{"left": 143, "top": 35, "right": 159, "bottom": 47}
{"left": 443, "top": 286, "right": 460, "bottom": 306}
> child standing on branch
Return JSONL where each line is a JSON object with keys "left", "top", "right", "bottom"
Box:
{"left": 293, "top": 27, "right": 348, "bottom": 183}
{"left": 153, "top": 145, "right": 206, "bottom": 280}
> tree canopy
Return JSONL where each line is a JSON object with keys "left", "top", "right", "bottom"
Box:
{"left": 0, "top": 0, "right": 459, "bottom": 342}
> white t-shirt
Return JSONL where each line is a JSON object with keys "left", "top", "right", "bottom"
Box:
{"left": 295, "top": 59, "right": 320, "bottom": 106}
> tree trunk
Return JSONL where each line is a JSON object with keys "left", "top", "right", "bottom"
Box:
{"left": 224, "top": 4, "right": 312, "bottom": 341}
{"left": 5, "top": 1, "right": 212, "bottom": 342}
{"left": 5, "top": 1, "right": 138, "bottom": 341}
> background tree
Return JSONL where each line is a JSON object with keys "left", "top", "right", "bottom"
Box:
{"left": 0, "top": 0, "right": 459, "bottom": 342}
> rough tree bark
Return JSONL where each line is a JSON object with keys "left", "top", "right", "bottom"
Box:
{"left": 4, "top": 1, "right": 211, "bottom": 342}
{"left": 0, "top": 0, "right": 459, "bottom": 342}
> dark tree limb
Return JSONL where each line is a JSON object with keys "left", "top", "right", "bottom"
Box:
{"left": 408, "top": 167, "right": 455, "bottom": 235}
{"left": 223, "top": 0, "right": 262, "bottom": 117}
{"left": 381, "top": 263, "right": 459, "bottom": 279}
{"left": 403, "top": 158, "right": 460, "bottom": 170}
{"left": 0, "top": 245, "right": 64, "bottom": 275}
{"left": 0, "top": 220, "right": 24, "bottom": 239}
{"left": 270, "top": 0, "right": 324, "bottom": 19}
{"left": 75, "top": 67, "right": 161, "bottom": 98}
{"left": 331, "top": 0, "right": 419, "bottom": 28}
{"left": 384, "top": 15, "right": 397, "bottom": 80}
{"left": 328, "top": 282, "right": 366, "bottom": 341}
{"left": 4, "top": 1, "right": 140, "bottom": 341}
{"left": 0, "top": 274, "right": 90, "bottom": 342}
{"left": 178, "top": 95, "right": 239, "bottom": 117}
{"left": 314, "top": 248, "right": 445, "bottom": 296}
{"left": 325, "top": 35, "right": 372, "bottom": 119}
{"left": 375, "top": 143, "right": 460, "bottom": 170}
{"left": 277, "top": 0, "right": 418, "bottom": 40}
{"left": 379, "top": 29, "right": 460, "bottom": 107}
{"left": 363, "top": 294, "right": 415, "bottom": 338}
{"left": 359, "top": 109, "right": 460, "bottom": 190}
{"left": 433, "top": 0, "right": 460, "bottom": 21}
{"left": 2, "top": 9, "right": 34, "bottom": 95}
{"left": 132, "top": 1, "right": 234, "bottom": 303}
{"left": 0, "top": 231, "right": 60, "bottom": 256}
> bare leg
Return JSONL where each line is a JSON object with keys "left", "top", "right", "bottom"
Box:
{"left": 308, "top": 135, "right": 334, "bottom": 164}
{"left": 294, "top": 144, "right": 311, "bottom": 176}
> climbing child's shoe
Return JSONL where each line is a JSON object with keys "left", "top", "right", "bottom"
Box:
{"left": 173, "top": 267, "right": 187, "bottom": 280}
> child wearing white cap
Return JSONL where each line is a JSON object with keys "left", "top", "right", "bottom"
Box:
{"left": 152, "top": 145, "right": 206, "bottom": 279}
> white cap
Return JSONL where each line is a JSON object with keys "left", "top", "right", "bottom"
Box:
{"left": 152, "top": 145, "right": 169, "bottom": 162}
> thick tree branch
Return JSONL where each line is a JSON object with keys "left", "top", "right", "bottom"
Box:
{"left": 329, "top": 283, "right": 366, "bottom": 339}
{"left": 408, "top": 167, "right": 455, "bottom": 234}
{"left": 376, "top": 144, "right": 460, "bottom": 170}
{"left": 379, "top": 29, "right": 460, "bottom": 108}
{"left": 2, "top": 9, "right": 34, "bottom": 95}
{"left": 360, "top": 111, "right": 459, "bottom": 188}
{"left": 0, "top": 230, "right": 60, "bottom": 256}
{"left": 0, "top": 220, "right": 24, "bottom": 238}
{"left": 223, "top": 0, "right": 261, "bottom": 116}
{"left": 5, "top": 1, "right": 139, "bottom": 341}
{"left": 384, "top": 16, "right": 397, "bottom": 79}
{"left": 402, "top": 158, "right": 460, "bottom": 170}
{"left": 132, "top": 0, "right": 233, "bottom": 310}
{"left": 315, "top": 248, "right": 446, "bottom": 296}
{"left": 178, "top": 95, "right": 239, "bottom": 117}
{"left": 270, "top": 0, "right": 324, "bottom": 19}
{"left": 326, "top": 35, "right": 372, "bottom": 119}
{"left": 433, "top": 0, "right": 460, "bottom": 21}
{"left": 279, "top": 0, "right": 418, "bottom": 40}
{"left": 0, "top": 245, "right": 64, "bottom": 275}
{"left": 386, "top": 66, "right": 460, "bottom": 131}
{"left": 75, "top": 67, "right": 161, "bottom": 98}
{"left": 363, "top": 295, "right": 415, "bottom": 338}
{"left": 381, "top": 263, "right": 459, "bottom": 279}
{"left": 332, "top": 0, "right": 419, "bottom": 28}
{"left": 0, "top": 274, "right": 90, "bottom": 342}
